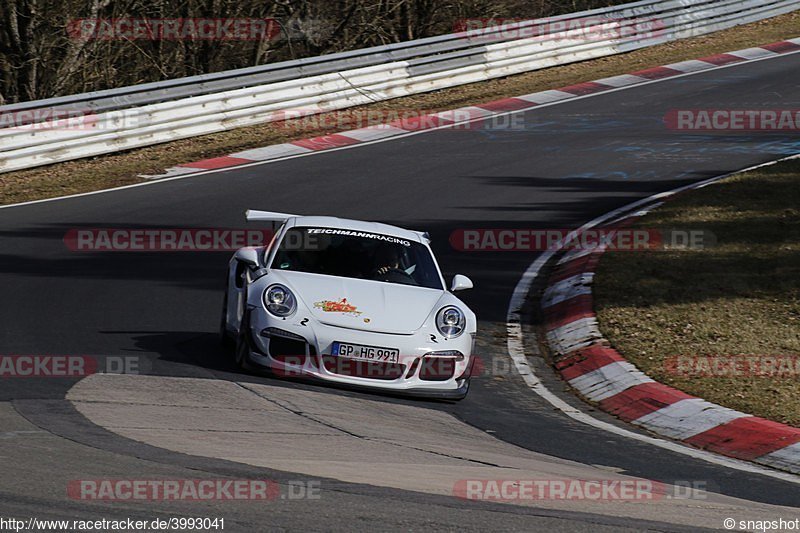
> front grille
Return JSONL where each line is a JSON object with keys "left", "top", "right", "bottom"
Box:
{"left": 418, "top": 357, "right": 456, "bottom": 381}
{"left": 321, "top": 356, "right": 405, "bottom": 381}
{"left": 268, "top": 336, "right": 308, "bottom": 364}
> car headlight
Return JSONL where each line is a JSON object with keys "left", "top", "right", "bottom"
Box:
{"left": 263, "top": 284, "right": 297, "bottom": 317}
{"left": 436, "top": 306, "right": 466, "bottom": 338}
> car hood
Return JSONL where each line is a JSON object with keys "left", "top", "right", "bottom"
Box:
{"left": 276, "top": 271, "right": 444, "bottom": 334}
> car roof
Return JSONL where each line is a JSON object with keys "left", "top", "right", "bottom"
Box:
{"left": 286, "top": 216, "right": 426, "bottom": 243}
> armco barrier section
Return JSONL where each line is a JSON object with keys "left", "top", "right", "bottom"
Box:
{"left": 1, "top": 0, "right": 798, "bottom": 173}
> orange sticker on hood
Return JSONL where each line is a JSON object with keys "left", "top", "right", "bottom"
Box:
{"left": 314, "top": 298, "right": 362, "bottom": 316}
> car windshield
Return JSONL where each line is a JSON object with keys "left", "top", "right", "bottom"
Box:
{"left": 271, "top": 227, "right": 443, "bottom": 290}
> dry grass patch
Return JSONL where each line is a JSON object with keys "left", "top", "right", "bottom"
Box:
{"left": 595, "top": 160, "right": 800, "bottom": 427}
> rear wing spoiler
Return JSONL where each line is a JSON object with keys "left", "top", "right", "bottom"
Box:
{"left": 245, "top": 210, "right": 298, "bottom": 223}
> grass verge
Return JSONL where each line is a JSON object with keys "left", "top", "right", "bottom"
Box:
{"left": 594, "top": 159, "right": 800, "bottom": 427}
{"left": 2, "top": 12, "right": 800, "bottom": 206}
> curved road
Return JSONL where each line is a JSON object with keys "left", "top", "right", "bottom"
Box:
{"left": 1, "top": 52, "right": 799, "bottom": 530}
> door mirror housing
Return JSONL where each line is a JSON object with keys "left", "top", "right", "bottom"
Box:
{"left": 234, "top": 247, "right": 260, "bottom": 268}
{"left": 451, "top": 274, "right": 474, "bottom": 292}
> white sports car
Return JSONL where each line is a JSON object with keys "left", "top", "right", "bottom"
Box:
{"left": 220, "top": 211, "right": 477, "bottom": 400}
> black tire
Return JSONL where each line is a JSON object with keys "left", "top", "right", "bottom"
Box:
{"left": 234, "top": 307, "right": 253, "bottom": 371}
{"left": 234, "top": 328, "right": 251, "bottom": 371}
{"left": 219, "top": 278, "right": 234, "bottom": 350}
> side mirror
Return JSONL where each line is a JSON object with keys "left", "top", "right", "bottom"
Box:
{"left": 451, "top": 274, "right": 473, "bottom": 292}
{"left": 234, "top": 247, "right": 260, "bottom": 268}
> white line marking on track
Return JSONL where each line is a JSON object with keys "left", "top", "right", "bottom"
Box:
{"left": 516, "top": 90, "right": 576, "bottom": 103}
{"left": 231, "top": 143, "right": 313, "bottom": 160}
{"left": 758, "top": 443, "right": 800, "bottom": 474}
{"left": 545, "top": 317, "right": 602, "bottom": 355}
{"left": 568, "top": 361, "right": 654, "bottom": 402}
{"left": 333, "top": 125, "right": 410, "bottom": 142}
{"left": 632, "top": 399, "right": 749, "bottom": 440}
{"left": 727, "top": 48, "right": 779, "bottom": 60}
{"left": 541, "top": 273, "right": 593, "bottom": 308}
{"left": 592, "top": 74, "right": 649, "bottom": 87}
{"left": 663, "top": 60, "right": 715, "bottom": 73}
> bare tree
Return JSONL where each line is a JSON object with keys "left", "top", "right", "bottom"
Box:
{"left": 0, "top": 0, "right": 628, "bottom": 104}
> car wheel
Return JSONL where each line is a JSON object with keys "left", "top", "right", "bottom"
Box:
{"left": 219, "top": 279, "right": 234, "bottom": 350}
{"left": 234, "top": 327, "right": 251, "bottom": 371}
{"left": 234, "top": 306, "right": 253, "bottom": 371}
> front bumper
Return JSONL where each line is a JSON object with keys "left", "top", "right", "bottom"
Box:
{"left": 242, "top": 309, "right": 475, "bottom": 399}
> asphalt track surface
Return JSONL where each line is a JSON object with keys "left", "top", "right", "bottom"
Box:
{"left": 1, "top": 52, "right": 799, "bottom": 530}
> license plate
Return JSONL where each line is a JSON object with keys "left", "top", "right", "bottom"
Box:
{"left": 332, "top": 342, "right": 400, "bottom": 363}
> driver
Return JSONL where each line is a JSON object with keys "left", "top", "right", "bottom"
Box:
{"left": 373, "top": 244, "right": 403, "bottom": 277}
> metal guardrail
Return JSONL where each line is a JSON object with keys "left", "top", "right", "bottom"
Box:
{"left": 1, "top": 0, "right": 797, "bottom": 174}
{"left": 0, "top": 0, "right": 674, "bottom": 117}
